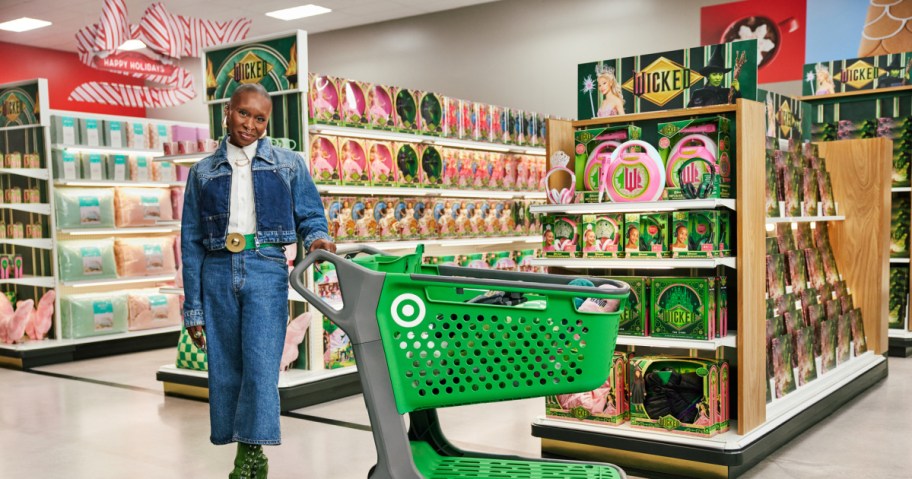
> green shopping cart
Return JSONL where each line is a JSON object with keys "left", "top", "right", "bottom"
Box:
{"left": 290, "top": 246, "right": 630, "bottom": 479}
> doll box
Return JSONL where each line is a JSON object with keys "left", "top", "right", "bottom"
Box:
{"left": 624, "top": 212, "right": 667, "bottom": 259}
{"left": 628, "top": 356, "right": 729, "bottom": 437}
{"left": 650, "top": 277, "right": 716, "bottom": 340}
{"left": 607, "top": 276, "right": 648, "bottom": 336}
{"left": 309, "top": 74, "right": 342, "bottom": 125}
{"left": 419, "top": 144, "right": 443, "bottom": 188}
{"left": 580, "top": 213, "right": 623, "bottom": 259}
{"left": 418, "top": 91, "right": 443, "bottom": 136}
{"left": 340, "top": 79, "right": 368, "bottom": 128}
{"left": 310, "top": 135, "right": 341, "bottom": 185}
{"left": 395, "top": 142, "right": 422, "bottom": 187}
{"left": 339, "top": 138, "right": 370, "bottom": 186}
{"left": 574, "top": 125, "right": 642, "bottom": 203}
{"left": 366, "top": 84, "right": 395, "bottom": 130}
{"left": 393, "top": 87, "right": 420, "bottom": 133}
{"left": 546, "top": 351, "right": 628, "bottom": 425}
{"left": 542, "top": 215, "right": 577, "bottom": 258}
{"left": 658, "top": 116, "right": 732, "bottom": 199}
{"left": 367, "top": 140, "right": 397, "bottom": 187}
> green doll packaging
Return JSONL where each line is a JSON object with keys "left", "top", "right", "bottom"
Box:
{"left": 393, "top": 87, "right": 419, "bottom": 133}
{"left": 546, "top": 351, "right": 628, "bottom": 425}
{"left": 606, "top": 276, "right": 647, "bottom": 336}
{"left": 657, "top": 116, "right": 732, "bottom": 200}
{"left": 574, "top": 125, "right": 642, "bottom": 203}
{"left": 419, "top": 144, "right": 443, "bottom": 188}
{"left": 650, "top": 277, "right": 716, "bottom": 340}
{"left": 395, "top": 142, "right": 422, "bottom": 187}
{"left": 418, "top": 91, "right": 443, "bottom": 136}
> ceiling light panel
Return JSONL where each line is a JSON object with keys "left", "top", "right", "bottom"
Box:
{"left": 0, "top": 17, "right": 52, "bottom": 33}
{"left": 266, "top": 4, "right": 332, "bottom": 21}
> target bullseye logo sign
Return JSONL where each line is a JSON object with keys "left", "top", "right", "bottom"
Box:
{"left": 391, "top": 293, "right": 426, "bottom": 328}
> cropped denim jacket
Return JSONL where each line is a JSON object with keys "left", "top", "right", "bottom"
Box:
{"left": 181, "top": 138, "right": 331, "bottom": 327}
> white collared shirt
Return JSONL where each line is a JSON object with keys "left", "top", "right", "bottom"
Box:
{"left": 226, "top": 141, "right": 258, "bottom": 235}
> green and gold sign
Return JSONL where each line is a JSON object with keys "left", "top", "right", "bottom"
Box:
{"left": 802, "top": 52, "right": 911, "bottom": 96}
{"left": 0, "top": 80, "right": 43, "bottom": 127}
{"left": 205, "top": 32, "right": 304, "bottom": 103}
{"left": 651, "top": 278, "right": 713, "bottom": 340}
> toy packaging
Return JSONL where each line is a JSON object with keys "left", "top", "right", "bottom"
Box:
{"left": 604, "top": 140, "right": 666, "bottom": 203}
{"left": 625, "top": 213, "right": 667, "bottom": 259}
{"left": 338, "top": 138, "right": 370, "bottom": 186}
{"left": 434, "top": 200, "right": 456, "bottom": 237}
{"left": 472, "top": 151, "right": 490, "bottom": 190}
{"left": 310, "top": 135, "right": 340, "bottom": 185}
{"left": 375, "top": 198, "right": 399, "bottom": 238}
{"left": 546, "top": 352, "right": 628, "bottom": 425}
{"left": 393, "top": 87, "right": 419, "bottom": 132}
{"left": 367, "top": 140, "right": 397, "bottom": 187}
{"left": 340, "top": 80, "right": 367, "bottom": 128}
{"left": 542, "top": 215, "right": 578, "bottom": 258}
{"left": 327, "top": 197, "right": 355, "bottom": 242}
{"left": 351, "top": 198, "right": 377, "bottom": 241}
{"left": 420, "top": 144, "right": 443, "bottom": 188}
{"left": 650, "top": 277, "right": 716, "bottom": 340}
{"left": 395, "top": 198, "right": 421, "bottom": 240}
{"left": 459, "top": 100, "right": 474, "bottom": 140}
{"left": 503, "top": 154, "right": 518, "bottom": 191}
{"left": 891, "top": 194, "right": 910, "bottom": 258}
{"left": 836, "top": 313, "right": 851, "bottom": 364}
{"left": 443, "top": 97, "right": 460, "bottom": 138}
{"left": 417, "top": 199, "right": 439, "bottom": 239}
{"left": 476, "top": 103, "right": 491, "bottom": 142}
{"left": 850, "top": 309, "right": 868, "bottom": 356}
{"left": 580, "top": 213, "right": 623, "bottom": 259}
{"left": 466, "top": 201, "right": 484, "bottom": 236}
{"left": 419, "top": 91, "right": 443, "bottom": 136}
{"left": 574, "top": 125, "right": 642, "bottom": 203}
{"left": 366, "top": 84, "right": 394, "bottom": 129}
{"left": 608, "top": 276, "right": 647, "bottom": 336}
{"left": 309, "top": 74, "right": 341, "bottom": 125}
{"left": 801, "top": 169, "right": 820, "bottom": 217}
{"left": 441, "top": 148, "right": 458, "bottom": 188}
{"left": 673, "top": 210, "right": 731, "bottom": 258}
{"left": 817, "top": 170, "right": 836, "bottom": 216}
{"left": 395, "top": 142, "right": 422, "bottom": 187}
{"left": 488, "top": 154, "right": 506, "bottom": 190}
{"left": 658, "top": 116, "right": 732, "bottom": 199}
{"left": 489, "top": 105, "right": 504, "bottom": 144}
{"left": 628, "top": 356, "right": 729, "bottom": 437}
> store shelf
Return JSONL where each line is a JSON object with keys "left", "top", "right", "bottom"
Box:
{"left": 54, "top": 180, "right": 183, "bottom": 188}
{"left": 59, "top": 226, "right": 180, "bottom": 236}
{"left": 0, "top": 168, "right": 49, "bottom": 180}
{"left": 530, "top": 199, "right": 736, "bottom": 215}
{"left": 0, "top": 238, "right": 53, "bottom": 249}
{"left": 534, "top": 353, "right": 886, "bottom": 476}
{"left": 52, "top": 143, "right": 162, "bottom": 157}
{"left": 888, "top": 329, "right": 912, "bottom": 357}
{"left": 0, "top": 203, "right": 51, "bottom": 215}
{"left": 0, "top": 123, "right": 45, "bottom": 132}
{"left": 616, "top": 333, "right": 736, "bottom": 350}
{"left": 316, "top": 184, "right": 546, "bottom": 200}
{"left": 153, "top": 152, "right": 213, "bottom": 164}
{"left": 309, "top": 124, "right": 547, "bottom": 156}
{"left": 354, "top": 235, "right": 541, "bottom": 251}
{"left": 888, "top": 328, "right": 912, "bottom": 339}
{"left": 0, "top": 275, "right": 56, "bottom": 288}
{"left": 890, "top": 258, "right": 910, "bottom": 264}
{"left": 765, "top": 215, "right": 845, "bottom": 224}
{"left": 531, "top": 257, "right": 736, "bottom": 270}
{"left": 892, "top": 187, "right": 911, "bottom": 193}
{"left": 62, "top": 274, "right": 176, "bottom": 288}
{"left": 157, "top": 363, "right": 362, "bottom": 410}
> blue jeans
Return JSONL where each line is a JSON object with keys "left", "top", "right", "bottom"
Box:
{"left": 202, "top": 246, "right": 289, "bottom": 445}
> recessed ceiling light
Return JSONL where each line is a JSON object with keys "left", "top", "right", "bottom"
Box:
{"left": 0, "top": 17, "right": 52, "bottom": 33}
{"left": 118, "top": 39, "right": 147, "bottom": 51}
{"left": 266, "top": 4, "right": 331, "bottom": 21}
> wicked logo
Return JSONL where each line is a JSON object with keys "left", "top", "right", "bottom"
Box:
{"left": 233, "top": 52, "right": 274, "bottom": 85}
{"left": 777, "top": 101, "right": 797, "bottom": 138}
{"left": 3, "top": 95, "right": 23, "bottom": 123}
{"left": 665, "top": 305, "right": 694, "bottom": 329}
{"left": 622, "top": 57, "right": 704, "bottom": 107}
{"left": 839, "top": 60, "right": 878, "bottom": 89}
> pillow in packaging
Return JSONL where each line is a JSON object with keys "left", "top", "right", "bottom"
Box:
{"left": 80, "top": 153, "right": 107, "bottom": 180}
{"left": 170, "top": 187, "right": 184, "bottom": 220}
{"left": 57, "top": 238, "right": 118, "bottom": 282}
{"left": 114, "top": 236, "right": 177, "bottom": 277}
{"left": 52, "top": 150, "right": 81, "bottom": 180}
{"left": 153, "top": 160, "right": 176, "bottom": 182}
{"left": 115, "top": 187, "right": 173, "bottom": 227}
{"left": 55, "top": 188, "right": 115, "bottom": 229}
{"left": 129, "top": 156, "right": 153, "bottom": 181}
{"left": 107, "top": 154, "right": 130, "bottom": 181}
{"left": 103, "top": 120, "right": 128, "bottom": 148}
{"left": 60, "top": 292, "right": 128, "bottom": 338}
{"left": 127, "top": 290, "right": 181, "bottom": 331}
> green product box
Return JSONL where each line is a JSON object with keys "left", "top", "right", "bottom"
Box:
{"left": 574, "top": 125, "right": 642, "bottom": 203}
{"left": 717, "top": 276, "right": 729, "bottom": 337}
{"left": 606, "top": 276, "right": 647, "bottom": 336}
{"left": 657, "top": 116, "right": 732, "bottom": 199}
{"left": 650, "top": 277, "right": 716, "bottom": 340}
{"left": 543, "top": 215, "right": 578, "bottom": 258}
{"left": 670, "top": 210, "right": 731, "bottom": 258}
{"left": 580, "top": 213, "right": 623, "bottom": 259}
{"left": 891, "top": 194, "right": 910, "bottom": 258}
{"left": 629, "top": 356, "right": 730, "bottom": 437}
{"left": 624, "top": 212, "right": 667, "bottom": 259}
{"left": 546, "top": 351, "right": 628, "bottom": 425}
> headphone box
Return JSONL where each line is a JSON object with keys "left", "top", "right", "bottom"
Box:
{"left": 546, "top": 351, "right": 629, "bottom": 425}
{"left": 649, "top": 277, "right": 716, "bottom": 340}
{"left": 580, "top": 213, "right": 623, "bottom": 259}
{"left": 628, "top": 356, "right": 730, "bottom": 437}
{"left": 670, "top": 210, "right": 731, "bottom": 258}
{"left": 605, "top": 276, "right": 647, "bottom": 336}
{"left": 657, "top": 116, "right": 732, "bottom": 200}
{"left": 573, "top": 125, "right": 642, "bottom": 203}
{"left": 542, "top": 215, "right": 578, "bottom": 258}
{"left": 624, "top": 212, "right": 667, "bottom": 259}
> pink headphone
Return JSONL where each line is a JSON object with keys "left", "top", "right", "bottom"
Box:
{"left": 545, "top": 151, "right": 577, "bottom": 204}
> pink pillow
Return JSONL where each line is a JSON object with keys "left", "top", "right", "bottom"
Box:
{"left": 114, "top": 237, "right": 177, "bottom": 277}
{"left": 127, "top": 290, "right": 181, "bottom": 331}
{"left": 115, "top": 188, "right": 173, "bottom": 227}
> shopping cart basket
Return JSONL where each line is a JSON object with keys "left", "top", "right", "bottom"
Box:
{"left": 290, "top": 246, "right": 630, "bottom": 479}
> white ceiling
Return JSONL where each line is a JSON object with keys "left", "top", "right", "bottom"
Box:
{"left": 0, "top": 0, "right": 500, "bottom": 52}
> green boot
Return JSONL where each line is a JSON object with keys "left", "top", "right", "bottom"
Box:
{"left": 229, "top": 443, "right": 265, "bottom": 479}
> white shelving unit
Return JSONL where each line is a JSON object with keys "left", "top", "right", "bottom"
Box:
{"left": 62, "top": 274, "right": 177, "bottom": 288}
{"left": 317, "top": 184, "right": 546, "bottom": 200}
{"left": 309, "top": 124, "right": 546, "bottom": 156}
{"left": 54, "top": 180, "right": 183, "bottom": 188}
{"left": 0, "top": 168, "right": 49, "bottom": 180}
{"left": 153, "top": 152, "right": 212, "bottom": 164}
{"left": 59, "top": 226, "right": 180, "bottom": 236}
{"left": 51, "top": 144, "right": 163, "bottom": 157}
{"left": 0, "top": 275, "right": 56, "bottom": 288}
{"left": 892, "top": 187, "right": 911, "bottom": 193}
{"left": 888, "top": 328, "right": 912, "bottom": 339}
{"left": 0, "top": 238, "right": 53, "bottom": 250}
{"left": 530, "top": 199, "right": 736, "bottom": 215}
{"left": 890, "top": 258, "right": 910, "bottom": 264}
{"left": 0, "top": 203, "right": 51, "bottom": 215}
{"left": 616, "top": 333, "right": 737, "bottom": 351}
{"left": 531, "top": 257, "right": 736, "bottom": 270}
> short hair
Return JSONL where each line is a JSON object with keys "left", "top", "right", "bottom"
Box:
{"left": 230, "top": 83, "right": 272, "bottom": 106}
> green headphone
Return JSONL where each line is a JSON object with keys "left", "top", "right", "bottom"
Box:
{"left": 677, "top": 156, "right": 717, "bottom": 199}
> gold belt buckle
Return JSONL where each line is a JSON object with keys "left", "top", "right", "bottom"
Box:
{"left": 226, "top": 233, "right": 246, "bottom": 253}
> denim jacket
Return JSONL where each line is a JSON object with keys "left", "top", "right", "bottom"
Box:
{"left": 181, "top": 138, "right": 331, "bottom": 327}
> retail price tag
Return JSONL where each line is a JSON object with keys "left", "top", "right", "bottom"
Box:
{"left": 62, "top": 117, "right": 76, "bottom": 145}
{"left": 89, "top": 154, "right": 103, "bottom": 180}
{"left": 86, "top": 119, "right": 100, "bottom": 147}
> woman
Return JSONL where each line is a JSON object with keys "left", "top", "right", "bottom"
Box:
{"left": 596, "top": 64, "right": 625, "bottom": 117}
{"left": 182, "top": 84, "right": 336, "bottom": 478}
{"left": 815, "top": 64, "right": 835, "bottom": 95}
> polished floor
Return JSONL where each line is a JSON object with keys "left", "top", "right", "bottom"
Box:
{"left": 0, "top": 350, "right": 909, "bottom": 478}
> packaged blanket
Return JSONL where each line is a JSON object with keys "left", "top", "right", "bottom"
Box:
{"left": 57, "top": 238, "right": 118, "bottom": 282}
{"left": 114, "top": 236, "right": 177, "bottom": 277}
{"left": 115, "top": 187, "right": 173, "bottom": 227}
{"left": 61, "top": 292, "right": 128, "bottom": 338}
{"left": 127, "top": 290, "right": 181, "bottom": 331}
{"left": 54, "top": 188, "right": 115, "bottom": 229}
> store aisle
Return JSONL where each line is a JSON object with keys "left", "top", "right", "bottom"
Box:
{"left": 1, "top": 352, "right": 909, "bottom": 478}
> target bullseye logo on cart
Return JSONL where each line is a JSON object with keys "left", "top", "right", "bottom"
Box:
{"left": 391, "top": 293, "right": 426, "bottom": 328}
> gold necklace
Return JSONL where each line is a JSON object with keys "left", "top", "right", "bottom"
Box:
{"left": 233, "top": 157, "right": 250, "bottom": 167}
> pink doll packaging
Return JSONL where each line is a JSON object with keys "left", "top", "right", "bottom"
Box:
{"left": 339, "top": 138, "right": 369, "bottom": 186}
{"left": 309, "top": 74, "right": 341, "bottom": 125}
{"left": 460, "top": 100, "right": 475, "bottom": 140}
{"left": 480, "top": 201, "right": 498, "bottom": 237}
{"left": 489, "top": 105, "right": 504, "bottom": 144}
{"left": 444, "top": 97, "right": 460, "bottom": 138}
{"left": 341, "top": 79, "right": 368, "bottom": 128}
{"left": 466, "top": 201, "right": 484, "bottom": 236}
{"left": 488, "top": 153, "right": 506, "bottom": 190}
{"left": 352, "top": 198, "right": 377, "bottom": 241}
{"left": 375, "top": 198, "right": 399, "bottom": 238}
{"left": 434, "top": 200, "right": 456, "bottom": 238}
{"left": 441, "top": 147, "right": 459, "bottom": 188}
{"left": 114, "top": 236, "right": 177, "bottom": 277}
{"left": 476, "top": 103, "right": 491, "bottom": 142}
{"left": 310, "top": 135, "right": 340, "bottom": 185}
{"left": 472, "top": 151, "right": 490, "bottom": 190}
{"left": 114, "top": 188, "right": 173, "bottom": 227}
{"left": 395, "top": 198, "right": 420, "bottom": 240}
{"left": 127, "top": 290, "right": 180, "bottom": 331}
{"left": 456, "top": 149, "right": 474, "bottom": 189}
{"left": 366, "top": 84, "right": 394, "bottom": 130}
{"left": 452, "top": 201, "right": 471, "bottom": 238}
{"left": 367, "top": 140, "right": 397, "bottom": 187}
{"left": 503, "top": 154, "right": 518, "bottom": 191}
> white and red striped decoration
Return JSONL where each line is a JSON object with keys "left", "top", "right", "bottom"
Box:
{"left": 70, "top": 0, "right": 250, "bottom": 108}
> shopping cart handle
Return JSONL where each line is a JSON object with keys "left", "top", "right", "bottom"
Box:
{"left": 336, "top": 244, "right": 389, "bottom": 259}
{"left": 289, "top": 249, "right": 385, "bottom": 343}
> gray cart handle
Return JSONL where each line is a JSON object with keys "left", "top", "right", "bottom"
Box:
{"left": 336, "top": 244, "right": 388, "bottom": 259}
{"left": 289, "top": 249, "right": 382, "bottom": 326}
